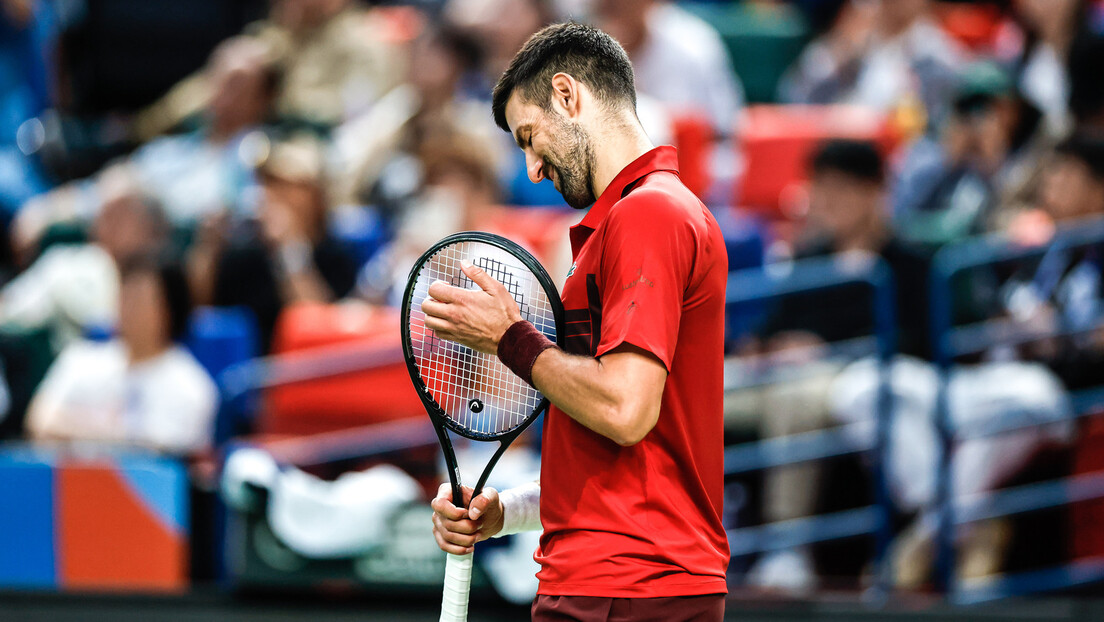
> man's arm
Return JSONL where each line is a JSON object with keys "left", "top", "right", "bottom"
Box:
{"left": 530, "top": 344, "right": 666, "bottom": 446}
{"left": 422, "top": 261, "right": 667, "bottom": 447}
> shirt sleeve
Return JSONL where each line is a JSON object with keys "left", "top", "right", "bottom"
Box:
{"left": 594, "top": 190, "right": 697, "bottom": 370}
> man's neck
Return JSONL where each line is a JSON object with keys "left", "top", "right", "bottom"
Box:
{"left": 590, "top": 116, "right": 655, "bottom": 201}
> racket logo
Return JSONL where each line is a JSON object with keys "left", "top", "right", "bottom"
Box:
{"left": 468, "top": 398, "right": 484, "bottom": 413}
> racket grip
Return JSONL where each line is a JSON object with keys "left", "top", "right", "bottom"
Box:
{"left": 439, "top": 551, "right": 474, "bottom": 622}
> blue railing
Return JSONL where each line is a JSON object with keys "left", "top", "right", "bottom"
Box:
{"left": 722, "top": 252, "right": 897, "bottom": 586}
{"left": 929, "top": 217, "right": 1104, "bottom": 602}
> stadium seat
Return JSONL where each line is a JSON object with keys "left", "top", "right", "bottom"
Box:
{"left": 736, "top": 105, "right": 895, "bottom": 218}
{"left": 185, "top": 306, "right": 261, "bottom": 445}
{"left": 670, "top": 111, "right": 713, "bottom": 200}
{"left": 261, "top": 303, "right": 424, "bottom": 436}
{"left": 329, "top": 204, "right": 389, "bottom": 267}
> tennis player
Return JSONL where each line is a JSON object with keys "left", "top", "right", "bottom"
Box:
{"left": 422, "top": 22, "right": 729, "bottom": 621}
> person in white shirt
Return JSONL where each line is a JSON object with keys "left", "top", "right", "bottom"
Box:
{"left": 596, "top": 0, "right": 744, "bottom": 135}
{"left": 26, "top": 256, "right": 218, "bottom": 456}
{"left": 594, "top": 0, "right": 745, "bottom": 203}
{"left": 1, "top": 168, "right": 169, "bottom": 351}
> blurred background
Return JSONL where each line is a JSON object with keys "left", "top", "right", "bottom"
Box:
{"left": 4, "top": 0, "right": 1104, "bottom": 619}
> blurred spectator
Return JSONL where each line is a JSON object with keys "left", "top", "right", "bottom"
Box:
{"left": 742, "top": 141, "right": 929, "bottom": 592}
{"left": 1038, "top": 132, "right": 1104, "bottom": 225}
{"left": 127, "top": 36, "right": 279, "bottom": 224}
{"left": 743, "top": 140, "right": 1070, "bottom": 593}
{"left": 12, "top": 35, "right": 280, "bottom": 249}
{"left": 1006, "top": 0, "right": 1087, "bottom": 137}
{"left": 1001, "top": 132, "right": 1104, "bottom": 391}
{"left": 1, "top": 167, "right": 168, "bottom": 351}
{"left": 594, "top": 0, "right": 743, "bottom": 202}
{"left": 879, "top": 135, "right": 1104, "bottom": 587}
{"left": 357, "top": 135, "right": 502, "bottom": 304}
{"left": 135, "top": 0, "right": 403, "bottom": 137}
{"left": 594, "top": 0, "right": 744, "bottom": 136}
{"left": 891, "top": 61, "right": 1047, "bottom": 244}
{"left": 25, "top": 255, "right": 218, "bottom": 456}
{"left": 330, "top": 25, "right": 499, "bottom": 212}
{"left": 779, "top": 0, "right": 964, "bottom": 127}
{"left": 192, "top": 136, "right": 357, "bottom": 351}
{"left": 759, "top": 140, "right": 931, "bottom": 358}
{"left": 444, "top": 0, "right": 553, "bottom": 89}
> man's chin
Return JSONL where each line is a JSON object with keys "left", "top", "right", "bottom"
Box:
{"left": 562, "top": 194, "right": 594, "bottom": 210}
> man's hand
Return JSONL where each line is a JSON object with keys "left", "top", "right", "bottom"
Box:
{"left": 422, "top": 260, "right": 523, "bottom": 354}
{"left": 430, "top": 483, "right": 505, "bottom": 555}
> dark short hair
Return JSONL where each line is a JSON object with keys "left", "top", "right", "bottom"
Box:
{"left": 119, "top": 254, "right": 193, "bottom": 342}
{"left": 491, "top": 22, "right": 637, "bottom": 132}
{"left": 810, "top": 139, "right": 884, "bottom": 185}
{"left": 1055, "top": 131, "right": 1104, "bottom": 181}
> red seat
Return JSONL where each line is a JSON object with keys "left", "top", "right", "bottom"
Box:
{"left": 260, "top": 211, "right": 574, "bottom": 437}
{"left": 262, "top": 304, "right": 423, "bottom": 436}
{"left": 670, "top": 112, "right": 714, "bottom": 200}
{"left": 737, "top": 105, "right": 896, "bottom": 219}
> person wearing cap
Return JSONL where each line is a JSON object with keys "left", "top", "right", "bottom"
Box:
{"left": 892, "top": 60, "right": 1049, "bottom": 245}
{"left": 198, "top": 136, "right": 358, "bottom": 351}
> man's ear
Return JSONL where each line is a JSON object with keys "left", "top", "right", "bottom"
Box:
{"left": 549, "top": 72, "right": 582, "bottom": 120}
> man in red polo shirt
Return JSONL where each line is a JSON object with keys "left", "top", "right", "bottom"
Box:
{"left": 422, "top": 22, "right": 729, "bottom": 621}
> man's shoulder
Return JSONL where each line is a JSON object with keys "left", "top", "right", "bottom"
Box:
{"left": 610, "top": 172, "right": 704, "bottom": 225}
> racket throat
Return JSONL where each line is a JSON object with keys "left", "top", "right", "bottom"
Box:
{"left": 434, "top": 424, "right": 467, "bottom": 507}
{"left": 471, "top": 440, "right": 511, "bottom": 500}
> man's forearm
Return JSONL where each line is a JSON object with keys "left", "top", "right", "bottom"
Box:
{"left": 529, "top": 346, "right": 664, "bottom": 446}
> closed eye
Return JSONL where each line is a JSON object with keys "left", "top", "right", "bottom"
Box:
{"left": 514, "top": 126, "right": 532, "bottom": 150}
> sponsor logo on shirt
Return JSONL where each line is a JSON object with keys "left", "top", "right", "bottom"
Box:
{"left": 622, "top": 268, "right": 653, "bottom": 290}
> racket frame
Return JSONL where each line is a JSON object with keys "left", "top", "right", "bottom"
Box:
{"left": 400, "top": 231, "right": 564, "bottom": 506}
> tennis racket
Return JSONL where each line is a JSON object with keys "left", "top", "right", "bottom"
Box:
{"left": 400, "top": 231, "right": 563, "bottom": 622}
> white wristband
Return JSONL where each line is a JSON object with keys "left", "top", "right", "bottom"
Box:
{"left": 494, "top": 481, "right": 541, "bottom": 537}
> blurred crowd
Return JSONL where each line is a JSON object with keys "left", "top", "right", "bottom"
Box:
{"left": 4, "top": 0, "right": 1104, "bottom": 599}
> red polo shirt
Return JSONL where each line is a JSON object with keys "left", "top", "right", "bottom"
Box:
{"left": 535, "top": 146, "right": 729, "bottom": 597}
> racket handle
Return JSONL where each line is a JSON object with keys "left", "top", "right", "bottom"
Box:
{"left": 440, "top": 551, "right": 474, "bottom": 622}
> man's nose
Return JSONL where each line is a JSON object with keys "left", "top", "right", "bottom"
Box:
{"left": 526, "top": 154, "right": 546, "bottom": 184}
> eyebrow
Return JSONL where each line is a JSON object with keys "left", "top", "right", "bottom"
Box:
{"left": 513, "top": 125, "right": 532, "bottom": 149}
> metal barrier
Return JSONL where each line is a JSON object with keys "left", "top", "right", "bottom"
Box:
{"left": 722, "top": 252, "right": 897, "bottom": 586}
{"left": 929, "top": 216, "right": 1104, "bottom": 602}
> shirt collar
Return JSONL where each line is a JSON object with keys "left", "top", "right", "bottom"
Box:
{"left": 574, "top": 145, "right": 680, "bottom": 233}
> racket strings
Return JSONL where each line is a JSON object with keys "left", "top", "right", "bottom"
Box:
{"left": 408, "top": 241, "right": 557, "bottom": 437}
